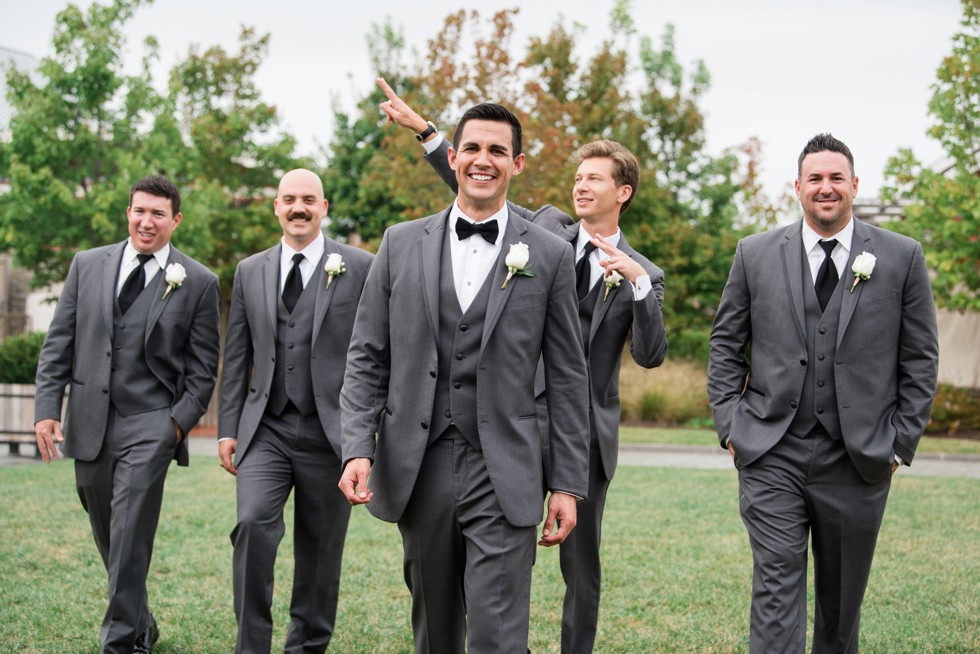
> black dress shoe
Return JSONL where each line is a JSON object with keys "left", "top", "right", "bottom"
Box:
{"left": 133, "top": 631, "right": 152, "bottom": 654}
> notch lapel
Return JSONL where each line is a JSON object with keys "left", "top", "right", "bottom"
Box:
{"left": 312, "top": 250, "right": 333, "bottom": 340}
{"left": 102, "top": 243, "right": 125, "bottom": 335}
{"left": 837, "top": 220, "right": 873, "bottom": 347}
{"left": 780, "top": 225, "right": 808, "bottom": 348}
{"left": 263, "top": 246, "right": 281, "bottom": 338}
{"left": 144, "top": 251, "right": 173, "bottom": 339}
{"left": 419, "top": 211, "right": 448, "bottom": 348}
{"left": 482, "top": 214, "right": 528, "bottom": 350}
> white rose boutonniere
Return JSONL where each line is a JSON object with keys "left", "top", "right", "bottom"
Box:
{"left": 850, "top": 251, "right": 876, "bottom": 292}
{"left": 162, "top": 263, "right": 186, "bottom": 300}
{"left": 501, "top": 242, "right": 535, "bottom": 289}
{"left": 324, "top": 253, "right": 346, "bottom": 289}
{"left": 603, "top": 270, "right": 623, "bottom": 302}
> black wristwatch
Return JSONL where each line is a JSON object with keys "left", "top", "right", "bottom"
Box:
{"left": 416, "top": 121, "right": 437, "bottom": 142}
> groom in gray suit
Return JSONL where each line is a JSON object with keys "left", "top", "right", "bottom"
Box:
{"left": 708, "top": 134, "right": 938, "bottom": 653}
{"left": 34, "top": 175, "right": 221, "bottom": 654}
{"left": 376, "top": 79, "right": 668, "bottom": 653}
{"left": 339, "top": 103, "right": 590, "bottom": 653}
{"left": 218, "top": 169, "right": 373, "bottom": 653}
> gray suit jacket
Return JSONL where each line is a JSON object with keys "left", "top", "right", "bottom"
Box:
{"left": 707, "top": 219, "right": 939, "bottom": 482}
{"left": 340, "top": 208, "right": 590, "bottom": 527}
{"left": 218, "top": 239, "right": 374, "bottom": 462}
{"left": 424, "top": 139, "right": 668, "bottom": 479}
{"left": 34, "top": 241, "right": 221, "bottom": 466}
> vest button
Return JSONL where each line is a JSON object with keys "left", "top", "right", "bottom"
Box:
{"left": 287, "top": 343, "right": 294, "bottom": 349}
{"left": 444, "top": 410, "right": 452, "bottom": 418}
{"left": 456, "top": 353, "right": 463, "bottom": 360}
{"left": 453, "top": 382, "right": 461, "bottom": 389}
{"left": 817, "top": 354, "right": 825, "bottom": 361}
{"left": 817, "top": 380, "right": 825, "bottom": 388}
{"left": 429, "top": 370, "right": 437, "bottom": 378}
{"left": 460, "top": 324, "right": 468, "bottom": 332}
{"left": 816, "top": 408, "right": 824, "bottom": 414}
{"left": 790, "top": 401, "right": 798, "bottom": 409}
{"left": 800, "top": 359, "right": 807, "bottom": 366}
{"left": 287, "top": 365, "right": 294, "bottom": 371}
{"left": 819, "top": 327, "right": 827, "bottom": 334}
{"left": 421, "top": 422, "right": 429, "bottom": 430}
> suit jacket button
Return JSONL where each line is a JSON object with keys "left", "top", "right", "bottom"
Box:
{"left": 444, "top": 410, "right": 452, "bottom": 418}
{"left": 819, "top": 327, "right": 827, "bottom": 334}
{"left": 800, "top": 359, "right": 807, "bottom": 366}
{"left": 817, "top": 354, "right": 825, "bottom": 361}
{"left": 816, "top": 408, "right": 824, "bottom": 414}
{"left": 421, "top": 422, "right": 429, "bottom": 430}
{"left": 460, "top": 324, "right": 468, "bottom": 332}
{"left": 102, "top": 388, "right": 109, "bottom": 394}
{"left": 429, "top": 370, "right": 437, "bottom": 378}
{"left": 453, "top": 382, "right": 461, "bottom": 389}
{"left": 790, "top": 401, "right": 798, "bottom": 409}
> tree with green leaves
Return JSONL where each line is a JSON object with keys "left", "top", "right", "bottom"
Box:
{"left": 883, "top": 0, "right": 979, "bottom": 311}
{"left": 0, "top": 1, "right": 303, "bottom": 319}
{"left": 322, "top": 1, "right": 776, "bottom": 359}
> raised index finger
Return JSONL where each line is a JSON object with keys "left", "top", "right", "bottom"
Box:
{"left": 376, "top": 77, "right": 398, "bottom": 102}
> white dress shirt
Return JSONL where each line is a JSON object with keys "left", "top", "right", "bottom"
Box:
{"left": 117, "top": 241, "right": 170, "bottom": 296}
{"left": 802, "top": 218, "right": 853, "bottom": 284}
{"left": 449, "top": 201, "right": 508, "bottom": 312}
{"left": 279, "top": 233, "right": 325, "bottom": 292}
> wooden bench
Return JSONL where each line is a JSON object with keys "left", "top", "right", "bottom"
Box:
{"left": 0, "top": 384, "right": 41, "bottom": 457}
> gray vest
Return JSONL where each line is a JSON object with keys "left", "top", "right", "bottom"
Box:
{"left": 109, "top": 271, "right": 173, "bottom": 416}
{"left": 788, "top": 246, "right": 844, "bottom": 439}
{"left": 267, "top": 260, "right": 321, "bottom": 417}
{"left": 430, "top": 234, "right": 495, "bottom": 450}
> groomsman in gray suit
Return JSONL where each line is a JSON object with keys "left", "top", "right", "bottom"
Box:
{"left": 708, "top": 134, "right": 938, "bottom": 653}
{"left": 34, "top": 175, "right": 221, "bottom": 654}
{"left": 339, "top": 103, "right": 590, "bottom": 653}
{"left": 377, "top": 78, "right": 668, "bottom": 653}
{"left": 218, "top": 169, "right": 373, "bottom": 653}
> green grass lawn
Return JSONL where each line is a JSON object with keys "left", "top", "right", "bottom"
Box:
{"left": 1, "top": 456, "right": 977, "bottom": 653}
{"left": 620, "top": 425, "right": 980, "bottom": 455}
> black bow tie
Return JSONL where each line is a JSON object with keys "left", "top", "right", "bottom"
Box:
{"left": 455, "top": 218, "right": 499, "bottom": 244}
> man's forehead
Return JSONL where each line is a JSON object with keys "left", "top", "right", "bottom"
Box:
{"left": 458, "top": 120, "right": 513, "bottom": 147}
{"left": 801, "top": 151, "right": 851, "bottom": 175}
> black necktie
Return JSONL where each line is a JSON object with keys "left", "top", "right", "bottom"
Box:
{"left": 814, "top": 239, "right": 839, "bottom": 312}
{"left": 118, "top": 253, "right": 153, "bottom": 315}
{"left": 282, "top": 253, "right": 304, "bottom": 313}
{"left": 576, "top": 242, "right": 597, "bottom": 300}
{"left": 455, "top": 218, "right": 499, "bottom": 244}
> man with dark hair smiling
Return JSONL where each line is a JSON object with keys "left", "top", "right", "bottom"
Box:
{"left": 339, "top": 102, "right": 590, "bottom": 653}
{"left": 377, "top": 78, "right": 667, "bottom": 653}
{"left": 34, "top": 175, "right": 220, "bottom": 653}
{"left": 708, "top": 133, "right": 938, "bottom": 653}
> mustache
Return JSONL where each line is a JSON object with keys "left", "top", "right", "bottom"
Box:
{"left": 815, "top": 193, "right": 841, "bottom": 201}
{"left": 287, "top": 211, "right": 312, "bottom": 221}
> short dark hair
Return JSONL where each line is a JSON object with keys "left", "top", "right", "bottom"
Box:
{"left": 130, "top": 175, "right": 181, "bottom": 215}
{"left": 575, "top": 140, "right": 641, "bottom": 215}
{"left": 798, "top": 133, "right": 854, "bottom": 178}
{"left": 452, "top": 103, "right": 523, "bottom": 157}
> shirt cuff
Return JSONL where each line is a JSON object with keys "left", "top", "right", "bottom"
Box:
{"left": 895, "top": 454, "right": 905, "bottom": 466}
{"left": 630, "top": 274, "right": 652, "bottom": 301}
{"left": 421, "top": 132, "right": 444, "bottom": 155}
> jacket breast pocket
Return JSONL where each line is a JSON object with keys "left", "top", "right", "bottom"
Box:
{"left": 507, "top": 290, "right": 543, "bottom": 309}
{"left": 857, "top": 292, "right": 896, "bottom": 313}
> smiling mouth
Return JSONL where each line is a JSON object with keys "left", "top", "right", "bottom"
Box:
{"left": 288, "top": 214, "right": 312, "bottom": 222}
{"left": 469, "top": 173, "right": 495, "bottom": 182}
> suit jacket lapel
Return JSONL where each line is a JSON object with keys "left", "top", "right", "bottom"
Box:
{"left": 482, "top": 212, "right": 528, "bottom": 350}
{"left": 419, "top": 211, "right": 448, "bottom": 348}
{"left": 144, "top": 251, "right": 173, "bottom": 338}
{"left": 312, "top": 249, "right": 332, "bottom": 340}
{"left": 587, "top": 234, "right": 637, "bottom": 343}
{"left": 837, "top": 219, "right": 873, "bottom": 347}
{"left": 780, "top": 224, "right": 808, "bottom": 347}
{"left": 263, "top": 246, "right": 281, "bottom": 338}
{"left": 102, "top": 242, "right": 125, "bottom": 335}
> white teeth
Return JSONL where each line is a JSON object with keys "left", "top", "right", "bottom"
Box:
{"left": 471, "top": 174, "right": 493, "bottom": 181}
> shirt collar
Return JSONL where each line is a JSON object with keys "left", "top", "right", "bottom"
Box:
{"left": 124, "top": 240, "right": 170, "bottom": 268}
{"left": 281, "top": 232, "right": 325, "bottom": 265}
{"left": 576, "top": 225, "right": 621, "bottom": 257}
{"left": 801, "top": 217, "right": 853, "bottom": 255}
{"left": 449, "top": 201, "right": 509, "bottom": 246}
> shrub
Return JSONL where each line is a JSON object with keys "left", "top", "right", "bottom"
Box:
{"left": 620, "top": 356, "right": 711, "bottom": 425}
{"left": 927, "top": 384, "right": 980, "bottom": 435}
{"left": 0, "top": 331, "right": 46, "bottom": 384}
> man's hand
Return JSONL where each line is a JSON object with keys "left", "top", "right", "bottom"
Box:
{"left": 891, "top": 460, "right": 900, "bottom": 475}
{"left": 376, "top": 77, "right": 430, "bottom": 135}
{"left": 34, "top": 419, "right": 63, "bottom": 463}
{"left": 591, "top": 233, "right": 647, "bottom": 284}
{"left": 727, "top": 440, "right": 736, "bottom": 462}
{"left": 218, "top": 439, "right": 238, "bottom": 476}
{"left": 539, "top": 491, "right": 578, "bottom": 547}
{"left": 174, "top": 420, "right": 185, "bottom": 446}
{"left": 338, "top": 458, "right": 374, "bottom": 506}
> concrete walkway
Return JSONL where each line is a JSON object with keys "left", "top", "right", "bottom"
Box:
{"left": 5, "top": 437, "right": 980, "bottom": 478}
